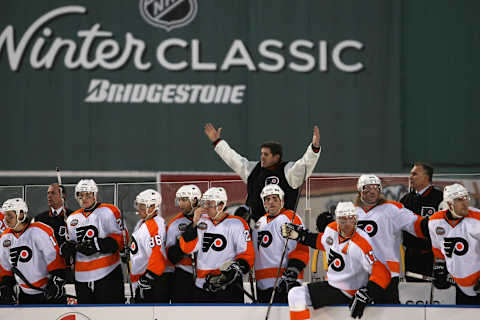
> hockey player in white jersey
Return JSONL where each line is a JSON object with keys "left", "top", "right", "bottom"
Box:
{"left": 0, "top": 198, "right": 68, "bottom": 304}
{"left": 61, "top": 179, "right": 125, "bottom": 304}
{"left": 166, "top": 184, "right": 202, "bottom": 302}
{"left": 179, "top": 187, "right": 255, "bottom": 303}
{"left": 353, "top": 174, "right": 428, "bottom": 303}
{"left": 282, "top": 202, "right": 391, "bottom": 320}
{"left": 253, "top": 184, "right": 309, "bottom": 303}
{"left": 428, "top": 183, "right": 480, "bottom": 304}
{"left": 129, "top": 189, "right": 170, "bottom": 303}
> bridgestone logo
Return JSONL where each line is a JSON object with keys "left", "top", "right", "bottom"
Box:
{"left": 85, "top": 79, "right": 246, "bottom": 104}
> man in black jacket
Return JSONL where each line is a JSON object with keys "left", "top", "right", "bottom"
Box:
{"left": 35, "top": 183, "right": 74, "bottom": 282}
{"left": 204, "top": 123, "right": 321, "bottom": 222}
{"left": 400, "top": 162, "right": 443, "bottom": 281}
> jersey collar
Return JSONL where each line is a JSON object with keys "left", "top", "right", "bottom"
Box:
{"left": 444, "top": 210, "right": 463, "bottom": 228}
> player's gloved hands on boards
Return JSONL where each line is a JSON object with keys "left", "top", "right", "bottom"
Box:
{"left": 350, "top": 287, "right": 372, "bottom": 319}
{"left": 277, "top": 267, "right": 301, "bottom": 294}
{"left": 433, "top": 260, "right": 451, "bottom": 289}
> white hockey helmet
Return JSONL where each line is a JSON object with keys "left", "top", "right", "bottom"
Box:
{"left": 443, "top": 184, "right": 470, "bottom": 204}
{"left": 175, "top": 184, "right": 202, "bottom": 206}
{"left": 335, "top": 201, "right": 357, "bottom": 219}
{"left": 2, "top": 198, "right": 29, "bottom": 225}
{"left": 135, "top": 189, "right": 162, "bottom": 213}
{"left": 260, "top": 184, "right": 285, "bottom": 202}
{"left": 201, "top": 187, "right": 227, "bottom": 209}
{"left": 357, "top": 174, "right": 382, "bottom": 192}
{"left": 75, "top": 179, "right": 98, "bottom": 196}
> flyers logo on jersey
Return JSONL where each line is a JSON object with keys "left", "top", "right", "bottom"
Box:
{"left": 328, "top": 249, "right": 345, "bottom": 272}
{"left": 257, "top": 231, "right": 272, "bottom": 249}
{"left": 202, "top": 233, "right": 227, "bottom": 252}
{"left": 444, "top": 237, "right": 468, "bottom": 258}
{"left": 357, "top": 220, "right": 378, "bottom": 237}
{"left": 76, "top": 226, "right": 99, "bottom": 242}
{"left": 265, "top": 176, "right": 280, "bottom": 185}
{"left": 10, "top": 246, "right": 33, "bottom": 266}
{"left": 130, "top": 236, "right": 139, "bottom": 254}
{"left": 420, "top": 206, "right": 436, "bottom": 217}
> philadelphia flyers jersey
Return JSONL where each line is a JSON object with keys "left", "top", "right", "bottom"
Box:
{"left": 0, "top": 222, "right": 66, "bottom": 295}
{"left": 316, "top": 222, "right": 391, "bottom": 298}
{"left": 129, "top": 214, "right": 168, "bottom": 287}
{"left": 166, "top": 212, "right": 194, "bottom": 274}
{"left": 356, "top": 201, "right": 424, "bottom": 276}
{"left": 253, "top": 209, "right": 310, "bottom": 289}
{"left": 66, "top": 203, "right": 124, "bottom": 282}
{"left": 428, "top": 208, "right": 480, "bottom": 296}
{"left": 180, "top": 214, "right": 254, "bottom": 289}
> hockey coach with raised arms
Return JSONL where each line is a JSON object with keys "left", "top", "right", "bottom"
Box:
{"left": 204, "top": 123, "right": 321, "bottom": 222}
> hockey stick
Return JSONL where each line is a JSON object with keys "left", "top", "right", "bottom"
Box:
{"left": 56, "top": 166, "right": 62, "bottom": 186}
{"left": 248, "top": 269, "right": 256, "bottom": 303}
{"left": 11, "top": 266, "right": 77, "bottom": 299}
{"left": 120, "top": 214, "right": 134, "bottom": 302}
{"left": 405, "top": 271, "right": 454, "bottom": 284}
{"left": 234, "top": 282, "right": 257, "bottom": 303}
{"left": 265, "top": 161, "right": 308, "bottom": 320}
{"left": 405, "top": 271, "right": 454, "bottom": 304}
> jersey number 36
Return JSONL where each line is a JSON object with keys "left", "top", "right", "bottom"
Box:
{"left": 148, "top": 235, "right": 163, "bottom": 248}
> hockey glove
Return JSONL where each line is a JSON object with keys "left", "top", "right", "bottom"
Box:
{"left": 350, "top": 287, "right": 372, "bottom": 319}
{"left": 0, "top": 276, "right": 16, "bottom": 305}
{"left": 203, "top": 261, "right": 243, "bottom": 293}
{"left": 281, "top": 223, "right": 308, "bottom": 242}
{"left": 60, "top": 241, "right": 77, "bottom": 262}
{"left": 44, "top": 275, "right": 66, "bottom": 301}
{"left": 137, "top": 271, "right": 158, "bottom": 300}
{"left": 76, "top": 239, "right": 98, "bottom": 256}
{"left": 433, "top": 260, "right": 451, "bottom": 289}
{"left": 278, "top": 267, "right": 301, "bottom": 294}
{"left": 316, "top": 211, "right": 334, "bottom": 233}
{"left": 77, "top": 237, "right": 118, "bottom": 256}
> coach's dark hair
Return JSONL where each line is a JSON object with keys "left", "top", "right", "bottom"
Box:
{"left": 414, "top": 162, "right": 434, "bottom": 182}
{"left": 260, "top": 141, "right": 283, "bottom": 159}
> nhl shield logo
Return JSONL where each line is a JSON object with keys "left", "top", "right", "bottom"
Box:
{"left": 139, "top": 0, "right": 198, "bottom": 31}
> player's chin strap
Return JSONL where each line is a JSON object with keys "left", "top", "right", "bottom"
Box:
{"left": 213, "top": 203, "right": 227, "bottom": 221}
{"left": 448, "top": 204, "right": 463, "bottom": 219}
{"left": 144, "top": 207, "right": 159, "bottom": 221}
{"left": 84, "top": 201, "right": 98, "bottom": 212}
{"left": 13, "top": 214, "right": 28, "bottom": 230}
